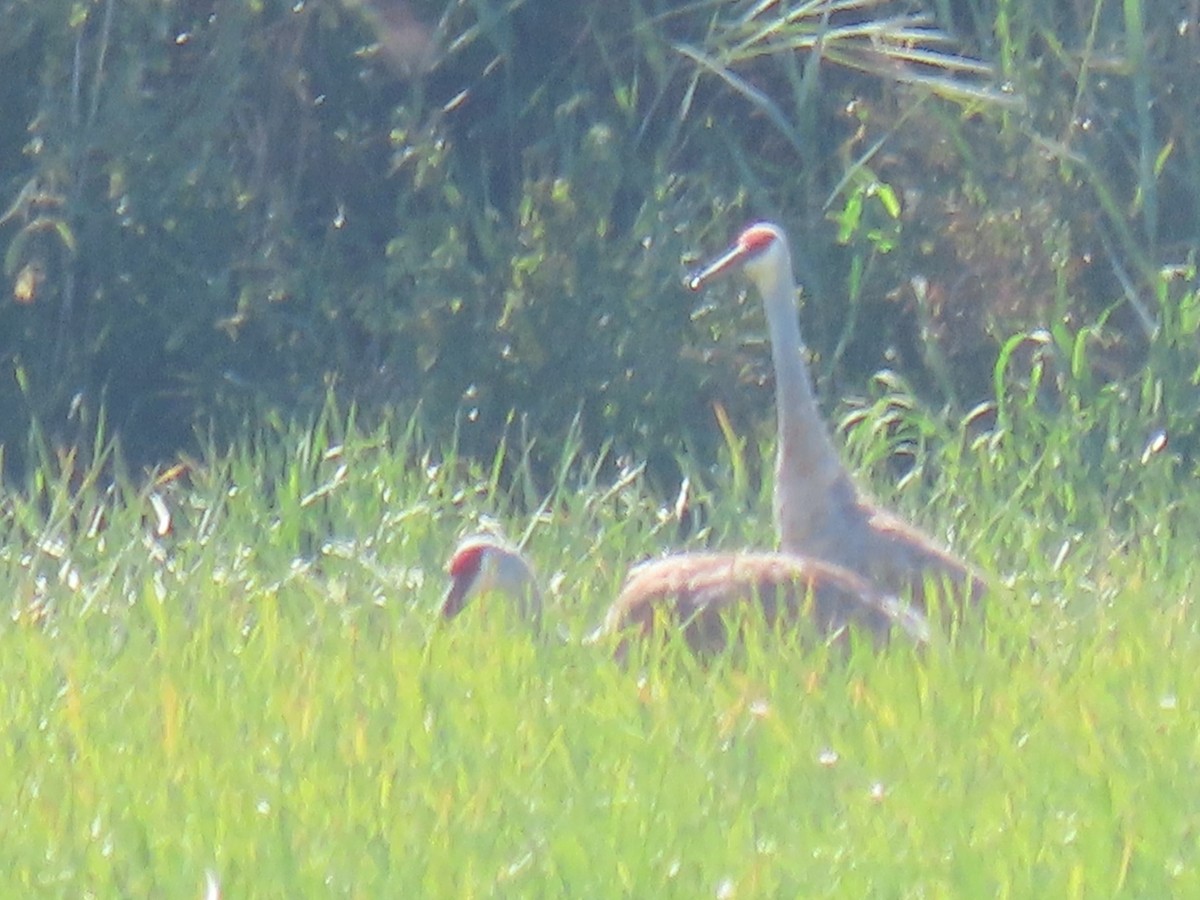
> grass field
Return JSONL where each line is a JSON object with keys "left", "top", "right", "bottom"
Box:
{"left": 0, "top": 383, "right": 1196, "bottom": 898}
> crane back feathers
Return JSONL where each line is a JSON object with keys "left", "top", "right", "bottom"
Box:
{"left": 591, "top": 551, "right": 930, "bottom": 653}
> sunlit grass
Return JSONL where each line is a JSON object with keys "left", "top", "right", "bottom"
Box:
{"left": 0, "top": 380, "right": 1198, "bottom": 896}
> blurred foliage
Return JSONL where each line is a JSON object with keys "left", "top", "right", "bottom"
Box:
{"left": 0, "top": 0, "right": 1197, "bottom": 492}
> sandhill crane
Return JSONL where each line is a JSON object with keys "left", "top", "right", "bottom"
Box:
{"left": 689, "top": 222, "right": 986, "bottom": 614}
{"left": 441, "top": 534, "right": 544, "bottom": 624}
{"left": 440, "top": 534, "right": 930, "bottom": 657}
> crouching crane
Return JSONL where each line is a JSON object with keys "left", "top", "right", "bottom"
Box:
{"left": 441, "top": 534, "right": 930, "bottom": 658}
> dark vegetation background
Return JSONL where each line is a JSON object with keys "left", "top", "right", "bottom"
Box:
{"left": 1, "top": 0, "right": 1197, "bottom": 489}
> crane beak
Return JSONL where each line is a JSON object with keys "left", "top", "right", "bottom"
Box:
{"left": 687, "top": 242, "right": 750, "bottom": 291}
{"left": 441, "top": 576, "right": 470, "bottom": 618}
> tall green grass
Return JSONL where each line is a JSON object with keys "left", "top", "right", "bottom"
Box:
{"left": 1, "top": 353, "right": 1198, "bottom": 896}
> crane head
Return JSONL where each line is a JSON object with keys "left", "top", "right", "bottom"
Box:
{"left": 441, "top": 535, "right": 541, "bottom": 620}
{"left": 687, "top": 222, "right": 790, "bottom": 294}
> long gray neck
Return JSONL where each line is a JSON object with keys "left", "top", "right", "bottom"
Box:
{"left": 498, "top": 551, "right": 544, "bottom": 629}
{"left": 520, "top": 582, "right": 544, "bottom": 631}
{"left": 759, "top": 263, "right": 852, "bottom": 552}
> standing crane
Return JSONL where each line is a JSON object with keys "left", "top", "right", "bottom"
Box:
{"left": 689, "top": 222, "right": 986, "bottom": 614}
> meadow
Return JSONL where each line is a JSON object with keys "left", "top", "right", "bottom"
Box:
{"left": 0, "top": 2, "right": 1193, "bottom": 895}
{"left": 0, "top": 360, "right": 1196, "bottom": 898}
